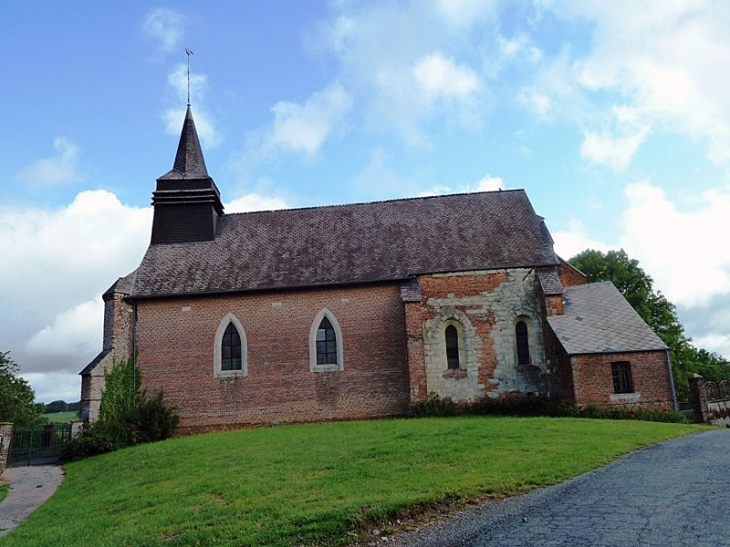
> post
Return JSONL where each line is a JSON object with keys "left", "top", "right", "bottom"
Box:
{"left": 0, "top": 422, "right": 13, "bottom": 475}
{"left": 688, "top": 374, "right": 709, "bottom": 423}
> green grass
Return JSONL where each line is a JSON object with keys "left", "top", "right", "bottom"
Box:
{"left": 0, "top": 484, "right": 8, "bottom": 504}
{"left": 42, "top": 411, "right": 79, "bottom": 423}
{"left": 2, "top": 417, "right": 700, "bottom": 546}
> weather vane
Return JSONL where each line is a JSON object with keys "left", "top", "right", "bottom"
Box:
{"left": 185, "top": 47, "right": 195, "bottom": 106}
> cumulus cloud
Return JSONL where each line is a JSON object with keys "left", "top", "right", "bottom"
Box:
{"left": 17, "top": 137, "right": 80, "bottom": 188}
{"left": 534, "top": 2, "right": 730, "bottom": 167}
{"left": 551, "top": 219, "right": 614, "bottom": 260}
{"left": 413, "top": 53, "right": 479, "bottom": 101}
{"left": 142, "top": 8, "right": 186, "bottom": 55}
{"left": 253, "top": 83, "right": 352, "bottom": 157}
{"left": 0, "top": 190, "right": 152, "bottom": 380}
{"left": 619, "top": 182, "right": 730, "bottom": 308}
{"left": 163, "top": 64, "right": 220, "bottom": 148}
{"left": 224, "top": 193, "right": 289, "bottom": 213}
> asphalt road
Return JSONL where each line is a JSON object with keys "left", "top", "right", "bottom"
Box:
{"left": 388, "top": 429, "right": 730, "bottom": 547}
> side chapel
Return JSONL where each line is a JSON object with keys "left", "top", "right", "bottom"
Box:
{"left": 80, "top": 107, "right": 677, "bottom": 432}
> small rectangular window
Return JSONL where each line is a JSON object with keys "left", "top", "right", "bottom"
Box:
{"left": 611, "top": 361, "right": 634, "bottom": 394}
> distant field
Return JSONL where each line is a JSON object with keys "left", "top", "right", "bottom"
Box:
{"left": 3, "top": 417, "right": 701, "bottom": 546}
{"left": 42, "top": 411, "right": 79, "bottom": 423}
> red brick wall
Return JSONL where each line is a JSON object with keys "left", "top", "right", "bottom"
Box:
{"left": 558, "top": 258, "right": 587, "bottom": 287}
{"left": 135, "top": 284, "right": 410, "bottom": 432}
{"left": 570, "top": 351, "right": 673, "bottom": 409}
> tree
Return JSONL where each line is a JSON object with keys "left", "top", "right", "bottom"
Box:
{"left": 45, "top": 400, "right": 69, "bottom": 413}
{"left": 569, "top": 249, "right": 730, "bottom": 401}
{"left": 0, "top": 351, "right": 45, "bottom": 426}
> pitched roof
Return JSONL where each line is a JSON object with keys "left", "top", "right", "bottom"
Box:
{"left": 158, "top": 106, "right": 209, "bottom": 180}
{"left": 547, "top": 281, "right": 667, "bottom": 355}
{"left": 132, "top": 189, "right": 559, "bottom": 298}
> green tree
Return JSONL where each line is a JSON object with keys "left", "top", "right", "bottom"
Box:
{"left": 44, "top": 400, "right": 69, "bottom": 413}
{"left": 569, "top": 249, "right": 730, "bottom": 401}
{"left": 0, "top": 351, "right": 45, "bottom": 426}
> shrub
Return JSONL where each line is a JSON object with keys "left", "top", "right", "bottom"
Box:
{"left": 127, "top": 391, "right": 180, "bottom": 444}
{"left": 60, "top": 427, "right": 120, "bottom": 462}
{"left": 412, "top": 393, "right": 689, "bottom": 423}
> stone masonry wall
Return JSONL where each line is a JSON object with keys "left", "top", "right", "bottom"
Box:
{"left": 135, "top": 284, "right": 410, "bottom": 432}
{"left": 0, "top": 423, "right": 12, "bottom": 475}
{"left": 406, "top": 269, "right": 549, "bottom": 403}
{"left": 570, "top": 350, "right": 673, "bottom": 410}
{"left": 82, "top": 292, "right": 136, "bottom": 422}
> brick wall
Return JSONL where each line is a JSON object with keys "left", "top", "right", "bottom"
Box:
{"left": 558, "top": 258, "right": 587, "bottom": 287}
{"left": 570, "top": 350, "right": 673, "bottom": 409}
{"left": 135, "top": 284, "right": 410, "bottom": 431}
{"left": 406, "top": 268, "right": 549, "bottom": 403}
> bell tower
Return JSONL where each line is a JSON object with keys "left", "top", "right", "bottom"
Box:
{"left": 150, "top": 106, "right": 224, "bottom": 244}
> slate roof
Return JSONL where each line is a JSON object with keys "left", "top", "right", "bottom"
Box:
{"left": 537, "top": 268, "right": 563, "bottom": 295}
{"left": 132, "top": 189, "right": 560, "bottom": 298}
{"left": 158, "top": 106, "right": 209, "bottom": 180}
{"left": 547, "top": 281, "right": 667, "bottom": 355}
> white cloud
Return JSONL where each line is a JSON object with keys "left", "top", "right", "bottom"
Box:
{"left": 18, "top": 137, "right": 80, "bottom": 188}
{"left": 142, "top": 8, "right": 186, "bottom": 54}
{"left": 21, "top": 372, "right": 81, "bottom": 405}
{"left": 254, "top": 82, "right": 352, "bottom": 157}
{"left": 435, "top": 0, "right": 497, "bottom": 28}
{"left": 551, "top": 219, "right": 613, "bottom": 260}
{"left": 27, "top": 297, "right": 103, "bottom": 357}
{"left": 580, "top": 126, "right": 650, "bottom": 171}
{"left": 163, "top": 64, "right": 220, "bottom": 148}
{"left": 413, "top": 53, "right": 479, "bottom": 100}
{"left": 620, "top": 182, "right": 730, "bottom": 308}
{"left": 419, "top": 173, "right": 504, "bottom": 197}
{"left": 0, "top": 190, "right": 152, "bottom": 380}
{"left": 536, "top": 2, "right": 730, "bottom": 166}
{"left": 224, "top": 193, "right": 289, "bottom": 213}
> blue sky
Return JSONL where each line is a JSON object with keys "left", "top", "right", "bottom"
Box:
{"left": 2, "top": 1, "right": 730, "bottom": 403}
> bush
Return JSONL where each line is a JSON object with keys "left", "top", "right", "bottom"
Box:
{"left": 127, "top": 391, "right": 180, "bottom": 444}
{"left": 412, "top": 392, "right": 689, "bottom": 423}
{"left": 60, "top": 427, "right": 120, "bottom": 462}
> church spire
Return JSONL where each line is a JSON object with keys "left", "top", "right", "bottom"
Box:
{"left": 159, "top": 106, "right": 209, "bottom": 180}
{"left": 150, "top": 107, "right": 224, "bottom": 245}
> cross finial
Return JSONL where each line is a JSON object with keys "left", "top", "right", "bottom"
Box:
{"left": 185, "top": 47, "right": 195, "bottom": 106}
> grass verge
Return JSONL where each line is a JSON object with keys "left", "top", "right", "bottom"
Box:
{"left": 42, "top": 411, "right": 79, "bottom": 423}
{"left": 0, "top": 483, "right": 8, "bottom": 504}
{"left": 2, "top": 417, "right": 700, "bottom": 546}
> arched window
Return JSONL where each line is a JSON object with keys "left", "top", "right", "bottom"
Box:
{"left": 445, "top": 325, "right": 460, "bottom": 369}
{"left": 515, "top": 320, "right": 530, "bottom": 365}
{"left": 221, "top": 322, "right": 242, "bottom": 371}
{"left": 213, "top": 314, "right": 247, "bottom": 377}
{"left": 316, "top": 317, "right": 338, "bottom": 365}
{"left": 309, "top": 309, "right": 344, "bottom": 372}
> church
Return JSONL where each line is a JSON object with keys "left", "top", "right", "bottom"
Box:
{"left": 80, "top": 107, "right": 677, "bottom": 432}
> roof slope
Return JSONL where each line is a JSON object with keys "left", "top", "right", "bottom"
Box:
{"left": 158, "top": 106, "right": 209, "bottom": 180}
{"left": 547, "top": 281, "right": 667, "bottom": 355}
{"left": 132, "top": 189, "right": 559, "bottom": 298}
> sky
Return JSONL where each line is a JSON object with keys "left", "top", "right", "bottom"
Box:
{"left": 2, "top": 0, "right": 730, "bottom": 403}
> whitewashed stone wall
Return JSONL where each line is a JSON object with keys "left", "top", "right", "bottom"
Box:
{"left": 422, "top": 269, "right": 548, "bottom": 401}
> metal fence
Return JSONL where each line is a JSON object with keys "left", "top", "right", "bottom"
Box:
{"left": 8, "top": 423, "right": 73, "bottom": 467}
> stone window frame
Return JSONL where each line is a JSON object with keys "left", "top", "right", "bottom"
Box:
{"left": 213, "top": 313, "right": 248, "bottom": 378}
{"left": 513, "top": 315, "right": 534, "bottom": 366}
{"left": 438, "top": 317, "right": 469, "bottom": 378}
{"left": 309, "top": 308, "right": 344, "bottom": 373}
{"left": 611, "top": 361, "right": 634, "bottom": 394}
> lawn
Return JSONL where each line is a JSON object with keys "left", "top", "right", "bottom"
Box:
{"left": 0, "top": 484, "right": 8, "bottom": 504}
{"left": 2, "top": 417, "right": 699, "bottom": 546}
{"left": 42, "top": 411, "right": 79, "bottom": 423}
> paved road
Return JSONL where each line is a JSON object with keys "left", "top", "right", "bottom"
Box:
{"left": 388, "top": 429, "right": 730, "bottom": 547}
{"left": 0, "top": 465, "right": 64, "bottom": 537}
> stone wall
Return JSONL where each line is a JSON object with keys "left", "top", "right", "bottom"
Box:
{"left": 406, "top": 268, "right": 549, "bottom": 403}
{"left": 135, "top": 284, "right": 411, "bottom": 432}
{"left": 0, "top": 423, "right": 12, "bottom": 475}
{"left": 570, "top": 350, "right": 673, "bottom": 410}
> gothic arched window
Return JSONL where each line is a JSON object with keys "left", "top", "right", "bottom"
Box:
{"left": 516, "top": 320, "right": 530, "bottom": 365}
{"left": 445, "top": 325, "right": 460, "bottom": 369}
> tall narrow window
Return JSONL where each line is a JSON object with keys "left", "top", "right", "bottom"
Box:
{"left": 221, "top": 322, "right": 242, "bottom": 371}
{"left": 445, "top": 325, "right": 460, "bottom": 369}
{"left": 516, "top": 320, "right": 530, "bottom": 365}
{"left": 316, "top": 317, "right": 338, "bottom": 365}
{"left": 611, "top": 361, "right": 634, "bottom": 394}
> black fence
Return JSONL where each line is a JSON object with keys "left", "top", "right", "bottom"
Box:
{"left": 8, "top": 423, "right": 73, "bottom": 467}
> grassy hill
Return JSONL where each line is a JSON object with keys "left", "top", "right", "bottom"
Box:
{"left": 42, "top": 411, "right": 79, "bottom": 423}
{"left": 3, "top": 417, "right": 699, "bottom": 546}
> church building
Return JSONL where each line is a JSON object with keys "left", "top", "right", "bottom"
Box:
{"left": 80, "top": 107, "right": 677, "bottom": 432}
